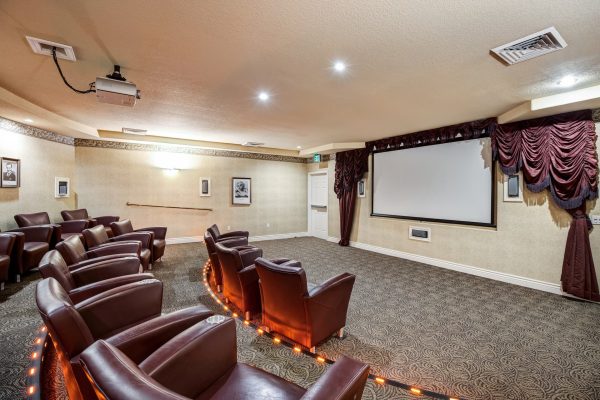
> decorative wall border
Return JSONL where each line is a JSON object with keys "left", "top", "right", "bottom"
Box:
{"left": 0, "top": 117, "right": 74, "bottom": 146}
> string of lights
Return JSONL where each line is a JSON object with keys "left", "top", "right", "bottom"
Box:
{"left": 25, "top": 325, "right": 47, "bottom": 399}
{"left": 201, "top": 261, "right": 462, "bottom": 400}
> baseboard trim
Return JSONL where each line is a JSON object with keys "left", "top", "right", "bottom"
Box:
{"left": 327, "top": 237, "right": 562, "bottom": 295}
{"left": 166, "top": 232, "right": 309, "bottom": 245}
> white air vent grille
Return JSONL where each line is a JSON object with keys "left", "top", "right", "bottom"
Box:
{"left": 26, "top": 36, "right": 76, "bottom": 61}
{"left": 242, "top": 142, "right": 265, "bottom": 147}
{"left": 122, "top": 127, "right": 147, "bottom": 135}
{"left": 490, "top": 27, "right": 567, "bottom": 65}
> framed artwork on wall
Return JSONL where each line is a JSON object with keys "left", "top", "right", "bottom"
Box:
{"left": 357, "top": 179, "right": 366, "bottom": 198}
{"left": 55, "top": 177, "right": 70, "bottom": 198}
{"left": 232, "top": 177, "right": 251, "bottom": 205}
{"left": 1, "top": 157, "right": 20, "bottom": 188}
{"left": 199, "top": 177, "right": 211, "bottom": 197}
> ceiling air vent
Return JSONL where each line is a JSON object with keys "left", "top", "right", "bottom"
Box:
{"left": 490, "top": 27, "right": 567, "bottom": 65}
{"left": 26, "top": 36, "right": 76, "bottom": 61}
{"left": 122, "top": 127, "right": 147, "bottom": 135}
{"left": 242, "top": 142, "right": 265, "bottom": 147}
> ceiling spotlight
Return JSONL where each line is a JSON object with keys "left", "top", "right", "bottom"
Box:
{"left": 333, "top": 60, "right": 347, "bottom": 73}
{"left": 296, "top": 145, "right": 302, "bottom": 149}
{"left": 23, "top": 118, "right": 34, "bottom": 123}
{"left": 558, "top": 75, "right": 578, "bottom": 87}
{"left": 257, "top": 91, "right": 270, "bottom": 102}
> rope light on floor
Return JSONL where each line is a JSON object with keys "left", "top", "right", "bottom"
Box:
{"left": 201, "top": 261, "right": 463, "bottom": 400}
{"left": 25, "top": 325, "right": 47, "bottom": 399}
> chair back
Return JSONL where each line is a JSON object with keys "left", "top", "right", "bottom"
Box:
{"left": 215, "top": 243, "right": 244, "bottom": 301}
{"left": 38, "top": 250, "right": 76, "bottom": 292}
{"left": 14, "top": 212, "right": 51, "bottom": 227}
{"left": 56, "top": 235, "right": 88, "bottom": 265}
{"left": 255, "top": 257, "right": 309, "bottom": 339}
{"left": 83, "top": 225, "right": 109, "bottom": 247}
{"left": 61, "top": 209, "right": 89, "bottom": 221}
{"left": 204, "top": 232, "right": 222, "bottom": 287}
{"left": 111, "top": 219, "right": 135, "bottom": 236}
{"left": 0, "top": 233, "right": 16, "bottom": 256}
{"left": 207, "top": 224, "right": 220, "bottom": 240}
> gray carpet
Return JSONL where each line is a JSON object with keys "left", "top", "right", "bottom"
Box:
{"left": 1, "top": 238, "right": 599, "bottom": 399}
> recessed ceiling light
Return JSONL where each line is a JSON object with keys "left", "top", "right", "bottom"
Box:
{"left": 558, "top": 75, "right": 578, "bottom": 87}
{"left": 296, "top": 145, "right": 302, "bottom": 149}
{"left": 24, "top": 118, "right": 34, "bottom": 123}
{"left": 333, "top": 60, "right": 347, "bottom": 73}
{"left": 257, "top": 91, "right": 270, "bottom": 102}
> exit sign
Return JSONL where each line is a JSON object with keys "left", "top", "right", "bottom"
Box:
{"left": 313, "top": 154, "right": 321, "bottom": 162}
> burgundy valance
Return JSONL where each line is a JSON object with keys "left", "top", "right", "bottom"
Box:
{"left": 492, "top": 110, "right": 598, "bottom": 210}
{"left": 333, "top": 149, "right": 369, "bottom": 199}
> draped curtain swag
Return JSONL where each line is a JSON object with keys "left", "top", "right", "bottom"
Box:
{"left": 492, "top": 110, "right": 599, "bottom": 301}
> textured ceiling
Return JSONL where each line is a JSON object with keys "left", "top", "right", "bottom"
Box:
{"left": 1, "top": 0, "right": 599, "bottom": 150}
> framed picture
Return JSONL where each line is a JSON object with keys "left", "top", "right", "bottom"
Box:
{"left": 55, "top": 177, "right": 70, "bottom": 198}
{"left": 357, "top": 179, "right": 366, "bottom": 198}
{"left": 199, "top": 177, "right": 211, "bottom": 197}
{"left": 232, "top": 177, "right": 251, "bottom": 205}
{"left": 503, "top": 173, "right": 523, "bottom": 202}
{"left": 1, "top": 158, "right": 20, "bottom": 188}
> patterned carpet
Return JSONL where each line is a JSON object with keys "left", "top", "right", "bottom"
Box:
{"left": 1, "top": 237, "right": 599, "bottom": 399}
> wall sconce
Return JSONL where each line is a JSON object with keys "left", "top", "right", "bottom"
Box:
{"left": 163, "top": 168, "right": 180, "bottom": 177}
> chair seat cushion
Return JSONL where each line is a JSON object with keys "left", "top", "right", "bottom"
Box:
{"left": 195, "top": 363, "right": 305, "bottom": 400}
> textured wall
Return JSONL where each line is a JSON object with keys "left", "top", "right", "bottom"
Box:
{"left": 0, "top": 128, "right": 76, "bottom": 231}
{"left": 74, "top": 146, "right": 308, "bottom": 239}
{"left": 324, "top": 128, "right": 600, "bottom": 286}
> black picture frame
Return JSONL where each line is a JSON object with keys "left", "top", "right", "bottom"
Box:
{"left": 232, "top": 177, "right": 251, "bottom": 205}
{"left": 1, "top": 157, "right": 20, "bottom": 188}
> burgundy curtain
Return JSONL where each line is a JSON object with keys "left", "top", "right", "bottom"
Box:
{"left": 492, "top": 110, "right": 599, "bottom": 301}
{"left": 334, "top": 149, "right": 369, "bottom": 246}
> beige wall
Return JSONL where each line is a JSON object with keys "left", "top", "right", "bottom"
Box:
{"left": 320, "top": 127, "right": 600, "bottom": 287}
{"left": 0, "top": 128, "right": 76, "bottom": 231}
{"left": 75, "top": 146, "right": 308, "bottom": 239}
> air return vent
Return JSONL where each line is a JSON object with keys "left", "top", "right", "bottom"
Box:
{"left": 122, "top": 127, "right": 147, "bottom": 135}
{"left": 242, "top": 142, "right": 265, "bottom": 147}
{"left": 26, "top": 36, "right": 76, "bottom": 61}
{"left": 490, "top": 27, "right": 567, "bottom": 65}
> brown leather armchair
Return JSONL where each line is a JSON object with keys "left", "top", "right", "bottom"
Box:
{"left": 56, "top": 234, "right": 142, "bottom": 267}
{"left": 111, "top": 219, "right": 167, "bottom": 263}
{"left": 15, "top": 211, "right": 88, "bottom": 248}
{"left": 38, "top": 250, "right": 151, "bottom": 304}
{"left": 61, "top": 208, "right": 120, "bottom": 238}
{"left": 83, "top": 225, "right": 152, "bottom": 270}
{"left": 7, "top": 225, "right": 53, "bottom": 282}
{"left": 215, "top": 242, "right": 266, "bottom": 320}
{"left": 207, "top": 223, "right": 249, "bottom": 242}
{"left": 79, "top": 317, "right": 370, "bottom": 400}
{"left": 255, "top": 257, "right": 356, "bottom": 351}
{"left": 0, "top": 233, "right": 16, "bottom": 290}
{"left": 36, "top": 276, "right": 214, "bottom": 400}
{"left": 204, "top": 231, "right": 248, "bottom": 292}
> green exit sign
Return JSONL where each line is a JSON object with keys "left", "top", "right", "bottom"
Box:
{"left": 313, "top": 154, "right": 321, "bottom": 162}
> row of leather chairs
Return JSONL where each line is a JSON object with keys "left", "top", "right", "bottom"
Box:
{"left": 35, "top": 229, "right": 370, "bottom": 399}
{"left": 204, "top": 224, "right": 356, "bottom": 352}
{"left": 0, "top": 209, "right": 167, "bottom": 288}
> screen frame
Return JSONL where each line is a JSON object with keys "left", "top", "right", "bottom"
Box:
{"left": 370, "top": 139, "right": 497, "bottom": 228}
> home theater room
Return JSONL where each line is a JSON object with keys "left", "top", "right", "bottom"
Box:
{"left": 0, "top": 1, "right": 599, "bottom": 399}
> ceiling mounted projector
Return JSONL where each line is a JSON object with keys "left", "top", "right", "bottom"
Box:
{"left": 95, "top": 65, "right": 141, "bottom": 107}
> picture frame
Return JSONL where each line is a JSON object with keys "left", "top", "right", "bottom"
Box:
{"left": 232, "top": 177, "right": 251, "bottom": 205}
{"left": 357, "top": 179, "right": 366, "bottom": 198}
{"left": 1, "top": 157, "right": 20, "bottom": 188}
{"left": 199, "top": 177, "right": 211, "bottom": 197}
{"left": 55, "top": 177, "right": 70, "bottom": 198}
{"left": 503, "top": 173, "right": 523, "bottom": 202}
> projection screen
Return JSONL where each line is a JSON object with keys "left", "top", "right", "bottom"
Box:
{"left": 372, "top": 138, "right": 495, "bottom": 226}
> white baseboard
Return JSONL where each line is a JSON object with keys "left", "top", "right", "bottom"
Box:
{"left": 327, "top": 236, "right": 562, "bottom": 295}
{"left": 166, "top": 232, "right": 309, "bottom": 245}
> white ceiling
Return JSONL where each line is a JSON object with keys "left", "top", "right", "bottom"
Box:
{"left": 1, "top": 0, "right": 599, "bottom": 150}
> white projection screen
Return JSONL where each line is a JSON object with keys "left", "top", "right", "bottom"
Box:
{"left": 372, "top": 138, "right": 495, "bottom": 226}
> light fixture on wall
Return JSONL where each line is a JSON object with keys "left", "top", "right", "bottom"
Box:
{"left": 163, "top": 168, "right": 180, "bottom": 177}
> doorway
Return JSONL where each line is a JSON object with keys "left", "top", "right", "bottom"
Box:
{"left": 308, "top": 171, "right": 328, "bottom": 239}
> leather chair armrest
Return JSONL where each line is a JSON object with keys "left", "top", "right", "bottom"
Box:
{"left": 135, "top": 227, "right": 167, "bottom": 240}
{"left": 239, "top": 247, "right": 263, "bottom": 267}
{"left": 87, "top": 242, "right": 142, "bottom": 257}
{"left": 238, "top": 264, "right": 260, "bottom": 286}
{"left": 300, "top": 356, "right": 369, "bottom": 400}
{"left": 219, "top": 230, "right": 249, "bottom": 239}
{"left": 88, "top": 218, "right": 99, "bottom": 227}
{"left": 306, "top": 273, "right": 356, "bottom": 335}
{"left": 269, "top": 258, "right": 294, "bottom": 265}
{"left": 76, "top": 279, "right": 163, "bottom": 339}
{"left": 69, "top": 273, "right": 155, "bottom": 304}
{"left": 111, "top": 232, "right": 153, "bottom": 249}
{"left": 8, "top": 225, "right": 53, "bottom": 243}
{"left": 215, "top": 237, "right": 248, "bottom": 248}
{"left": 58, "top": 220, "right": 89, "bottom": 233}
{"left": 308, "top": 273, "right": 356, "bottom": 301}
{"left": 95, "top": 215, "right": 119, "bottom": 227}
{"left": 7, "top": 232, "right": 24, "bottom": 273}
{"left": 80, "top": 340, "right": 188, "bottom": 400}
{"left": 68, "top": 254, "right": 140, "bottom": 272}
{"left": 138, "top": 318, "right": 238, "bottom": 398}
{"left": 70, "top": 256, "right": 142, "bottom": 286}
{"left": 0, "top": 234, "right": 15, "bottom": 256}
{"left": 106, "top": 306, "right": 214, "bottom": 363}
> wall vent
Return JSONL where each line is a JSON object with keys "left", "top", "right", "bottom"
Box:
{"left": 26, "top": 36, "right": 76, "bottom": 61}
{"left": 242, "top": 142, "right": 265, "bottom": 147}
{"left": 408, "top": 226, "right": 431, "bottom": 242}
{"left": 122, "top": 127, "right": 147, "bottom": 135}
{"left": 490, "top": 27, "right": 567, "bottom": 65}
